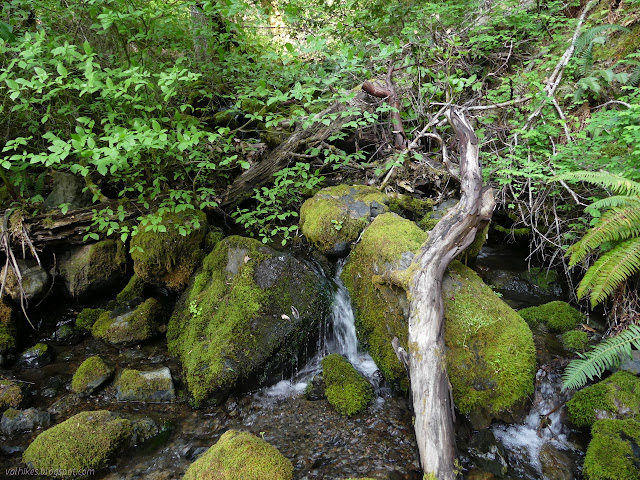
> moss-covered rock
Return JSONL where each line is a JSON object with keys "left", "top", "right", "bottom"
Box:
{"left": 71, "top": 356, "right": 115, "bottom": 395}
{"left": 567, "top": 371, "right": 640, "bottom": 428}
{"left": 562, "top": 330, "right": 589, "bottom": 352}
{"left": 300, "top": 184, "right": 389, "bottom": 256}
{"left": 1, "top": 407, "right": 50, "bottom": 436}
{"left": 23, "top": 410, "right": 133, "bottom": 475}
{"left": 0, "top": 299, "right": 16, "bottom": 354}
{"left": 2, "top": 259, "right": 51, "bottom": 302}
{"left": 75, "top": 307, "right": 106, "bottom": 331}
{"left": 115, "top": 274, "right": 145, "bottom": 304}
{"left": 0, "top": 377, "right": 22, "bottom": 411}
{"left": 321, "top": 354, "right": 374, "bottom": 416}
{"left": 131, "top": 210, "right": 207, "bottom": 291}
{"left": 16, "top": 342, "right": 52, "bottom": 368}
{"left": 583, "top": 418, "right": 640, "bottom": 480}
{"left": 58, "top": 239, "right": 127, "bottom": 299}
{"left": 518, "top": 301, "right": 584, "bottom": 333}
{"left": 92, "top": 298, "right": 161, "bottom": 345}
{"left": 114, "top": 367, "right": 175, "bottom": 402}
{"left": 182, "top": 429, "right": 293, "bottom": 480}
{"left": 168, "top": 235, "right": 331, "bottom": 405}
{"left": 342, "top": 213, "right": 536, "bottom": 422}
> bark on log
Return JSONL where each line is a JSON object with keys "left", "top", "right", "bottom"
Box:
{"left": 221, "top": 91, "right": 367, "bottom": 207}
{"left": 407, "top": 109, "right": 495, "bottom": 479}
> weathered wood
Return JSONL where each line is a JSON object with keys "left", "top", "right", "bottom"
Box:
{"left": 221, "top": 91, "right": 367, "bottom": 207}
{"left": 407, "top": 109, "right": 495, "bottom": 479}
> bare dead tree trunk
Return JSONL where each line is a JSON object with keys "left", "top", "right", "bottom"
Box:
{"left": 407, "top": 109, "right": 495, "bottom": 478}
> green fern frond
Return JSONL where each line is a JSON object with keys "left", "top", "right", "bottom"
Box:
{"left": 553, "top": 171, "right": 640, "bottom": 197}
{"left": 577, "top": 237, "right": 640, "bottom": 306}
{"left": 574, "top": 25, "right": 629, "bottom": 57}
{"left": 629, "top": 63, "right": 640, "bottom": 87}
{"left": 589, "top": 195, "right": 640, "bottom": 211}
{"left": 562, "top": 324, "right": 640, "bottom": 390}
{"left": 568, "top": 206, "right": 640, "bottom": 265}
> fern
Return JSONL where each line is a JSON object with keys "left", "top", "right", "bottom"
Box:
{"left": 574, "top": 24, "right": 629, "bottom": 58}
{"left": 629, "top": 63, "right": 640, "bottom": 87}
{"left": 588, "top": 195, "right": 640, "bottom": 211}
{"left": 553, "top": 171, "right": 640, "bottom": 196}
{"left": 562, "top": 324, "right": 640, "bottom": 390}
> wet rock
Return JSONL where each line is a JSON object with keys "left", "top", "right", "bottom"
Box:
{"left": 182, "top": 429, "right": 293, "bottom": 480}
{"left": 482, "top": 267, "right": 563, "bottom": 300}
{"left": 300, "top": 184, "right": 389, "bottom": 256}
{"left": 43, "top": 171, "right": 92, "bottom": 211}
{"left": 71, "top": 355, "right": 115, "bottom": 395}
{"left": 115, "top": 367, "right": 175, "bottom": 402}
{"left": 0, "top": 377, "right": 22, "bottom": 410}
{"left": 58, "top": 239, "right": 127, "bottom": 300}
{"left": 48, "top": 393, "right": 82, "bottom": 418}
{"left": 128, "top": 415, "right": 169, "bottom": 446}
{"left": 167, "top": 235, "right": 332, "bottom": 406}
{"left": 130, "top": 210, "right": 207, "bottom": 291}
{"left": 16, "top": 343, "right": 52, "bottom": 368}
{"left": 1, "top": 407, "right": 51, "bottom": 436}
{"left": 2, "top": 259, "right": 51, "bottom": 303}
{"left": 23, "top": 410, "right": 133, "bottom": 473}
{"left": 116, "top": 274, "right": 146, "bottom": 305}
{"left": 618, "top": 349, "right": 640, "bottom": 375}
{"left": 52, "top": 322, "right": 81, "bottom": 346}
{"left": 538, "top": 443, "right": 574, "bottom": 480}
{"left": 460, "top": 429, "right": 509, "bottom": 477}
{"left": 305, "top": 374, "right": 325, "bottom": 401}
{"left": 92, "top": 298, "right": 162, "bottom": 345}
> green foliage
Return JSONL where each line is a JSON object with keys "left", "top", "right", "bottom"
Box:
{"left": 562, "top": 324, "right": 640, "bottom": 390}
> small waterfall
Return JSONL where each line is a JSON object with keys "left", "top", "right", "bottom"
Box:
{"left": 262, "top": 259, "right": 378, "bottom": 397}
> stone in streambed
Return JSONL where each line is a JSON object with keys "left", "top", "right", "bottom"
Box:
{"left": 1, "top": 407, "right": 50, "bottom": 436}
{"left": 71, "top": 356, "right": 115, "bottom": 395}
{"left": 115, "top": 367, "right": 175, "bottom": 402}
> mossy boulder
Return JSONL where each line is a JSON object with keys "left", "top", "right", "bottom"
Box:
{"left": 0, "top": 377, "right": 22, "bottom": 411}
{"left": 58, "top": 239, "right": 127, "bottom": 300}
{"left": 1, "top": 407, "right": 50, "bottom": 436}
{"left": 321, "top": 354, "right": 374, "bottom": 416}
{"left": 75, "top": 307, "right": 106, "bottom": 331}
{"left": 583, "top": 418, "right": 640, "bottom": 480}
{"left": 0, "top": 299, "right": 16, "bottom": 354}
{"left": 71, "top": 356, "right": 115, "bottom": 395}
{"left": 2, "top": 258, "right": 51, "bottom": 302}
{"left": 115, "top": 274, "right": 145, "bottom": 304}
{"left": 566, "top": 370, "right": 640, "bottom": 428}
{"left": 16, "top": 342, "right": 52, "bottom": 368}
{"left": 114, "top": 367, "right": 175, "bottom": 402}
{"left": 182, "top": 429, "right": 293, "bottom": 480}
{"left": 23, "top": 410, "right": 133, "bottom": 475}
{"left": 342, "top": 213, "right": 536, "bottom": 423}
{"left": 168, "top": 235, "right": 331, "bottom": 406}
{"left": 92, "top": 298, "right": 161, "bottom": 345}
{"left": 299, "top": 184, "right": 389, "bottom": 256}
{"left": 131, "top": 210, "right": 207, "bottom": 291}
{"left": 518, "top": 301, "right": 585, "bottom": 333}
{"left": 562, "top": 330, "right": 590, "bottom": 352}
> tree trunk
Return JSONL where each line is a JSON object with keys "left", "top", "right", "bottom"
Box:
{"left": 407, "top": 109, "right": 495, "bottom": 479}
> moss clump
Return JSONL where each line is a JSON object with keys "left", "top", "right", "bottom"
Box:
{"left": 23, "top": 410, "right": 133, "bottom": 474}
{"left": 204, "top": 227, "right": 225, "bottom": 253}
{"left": 75, "top": 308, "right": 106, "bottom": 331}
{"left": 115, "top": 275, "right": 145, "bottom": 304}
{"left": 115, "top": 368, "right": 174, "bottom": 402}
{"left": 0, "top": 378, "right": 22, "bottom": 411}
{"left": 92, "top": 298, "right": 161, "bottom": 345}
{"left": 71, "top": 356, "right": 115, "bottom": 395}
{"left": 387, "top": 193, "right": 435, "bottom": 219}
{"left": 168, "top": 236, "right": 330, "bottom": 405}
{"left": 131, "top": 210, "right": 207, "bottom": 291}
{"left": 562, "top": 330, "right": 589, "bottom": 352}
{"left": 342, "top": 213, "right": 427, "bottom": 390}
{"left": 443, "top": 261, "right": 536, "bottom": 416}
{"left": 518, "top": 301, "right": 584, "bottom": 333}
{"left": 583, "top": 418, "right": 640, "bottom": 480}
{"left": 182, "top": 429, "right": 293, "bottom": 480}
{"left": 321, "top": 354, "right": 374, "bottom": 416}
{"left": 567, "top": 370, "right": 640, "bottom": 428}
{"left": 299, "top": 184, "right": 389, "bottom": 255}
{"left": 0, "top": 299, "right": 16, "bottom": 353}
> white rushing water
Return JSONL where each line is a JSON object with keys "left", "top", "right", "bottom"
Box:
{"left": 262, "top": 259, "right": 378, "bottom": 398}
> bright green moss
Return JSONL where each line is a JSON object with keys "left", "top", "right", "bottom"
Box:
{"left": 518, "top": 301, "right": 584, "bottom": 333}
{"left": 0, "top": 379, "right": 22, "bottom": 410}
{"left": 115, "top": 368, "right": 173, "bottom": 401}
{"left": 71, "top": 356, "right": 114, "bottom": 394}
{"left": 75, "top": 307, "right": 106, "bottom": 331}
{"left": 131, "top": 210, "right": 207, "bottom": 291}
{"left": 321, "top": 354, "right": 374, "bottom": 416}
{"left": 182, "top": 430, "right": 293, "bottom": 480}
{"left": 299, "top": 185, "right": 389, "bottom": 255}
{"left": 443, "top": 261, "right": 536, "bottom": 415}
{"left": 0, "top": 299, "right": 15, "bottom": 353}
{"left": 168, "top": 235, "right": 329, "bottom": 405}
{"left": 23, "top": 410, "right": 133, "bottom": 475}
{"left": 92, "top": 298, "right": 161, "bottom": 344}
{"left": 341, "top": 213, "right": 427, "bottom": 390}
{"left": 115, "top": 275, "right": 145, "bottom": 304}
{"left": 387, "top": 194, "right": 435, "bottom": 219}
{"left": 583, "top": 419, "right": 640, "bottom": 480}
{"left": 567, "top": 371, "right": 640, "bottom": 428}
{"left": 562, "top": 330, "right": 589, "bottom": 352}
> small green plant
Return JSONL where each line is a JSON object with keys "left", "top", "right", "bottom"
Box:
{"left": 331, "top": 219, "right": 343, "bottom": 231}
{"left": 188, "top": 301, "right": 203, "bottom": 319}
